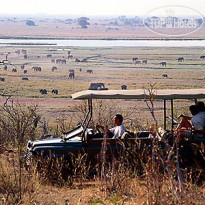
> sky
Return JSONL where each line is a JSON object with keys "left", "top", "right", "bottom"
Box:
{"left": 0, "top": 0, "right": 205, "bottom": 17}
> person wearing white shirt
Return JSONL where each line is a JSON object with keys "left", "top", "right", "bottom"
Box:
{"left": 96, "top": 114, "right": 126, "bottom": 138}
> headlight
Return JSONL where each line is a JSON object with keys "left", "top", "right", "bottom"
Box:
{"left": 27, "top": 140, "right": 33, "bottom": 148}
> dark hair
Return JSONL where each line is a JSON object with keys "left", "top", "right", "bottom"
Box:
{"left": 196, "top": 101, "right": 205, "bottom": 112}
{"left": 115, "top": 114, "right": 123, "bottom": 123}
{"left": 189, "top": 105, "right": 199, "bottom": 116}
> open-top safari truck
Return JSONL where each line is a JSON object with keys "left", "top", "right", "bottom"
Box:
{"left": 25, "top": 89, "right": 205, "bottom": 174}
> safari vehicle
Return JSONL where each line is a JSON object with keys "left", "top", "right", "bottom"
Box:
{"left": 25, "top": 89, "right": 205, "bottom": 171}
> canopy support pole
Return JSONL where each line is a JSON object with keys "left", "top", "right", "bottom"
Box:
{"left": 164, "top": 100, "right": 166, "bottom": 130}
{"left": 171, "top": 99, "right": 174, "bottom": 131}
{"left": 81, "top": 99, "right": 93, "bottom": 142}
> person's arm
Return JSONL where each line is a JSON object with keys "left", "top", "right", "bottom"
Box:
{"left": 96, "top": 125, "right": 111, "bottom": 134}
{"left": 177, "top": 114, "right": 192, "bottom": 120}
{"left": 96, "top": 124, "right": 104, "bottom": 130}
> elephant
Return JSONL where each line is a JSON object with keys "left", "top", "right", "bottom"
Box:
{"left": 178, "top": 57, "right": 184, "bottom": 62}
{"left": 121, "top": 85, "right": 127, "bottom": 90}
{"left": 142, "top": 59, "right": 147, "bottom": 64}
{"left": 51, "top": 66, "right": 57, "bottom": 72}
{"left": 39, "top": 89, "right": 47, "bottom": 94}
{"left": 52, "top": 89, "right": 58, "bottom": 94}
{"left": 68, "top": 72, "right": 75, "bottom": 79}
{"left": 87, "top": 69, "right": 93, "bottom": 74}
{"left": 135, "top": 60, "right": 141, "bottom": 65}
{"left": 162, "top": 74, "right": 168, "bottom": 78}
{"left": 160, "top": 62, "right": 167, "bottom": 67}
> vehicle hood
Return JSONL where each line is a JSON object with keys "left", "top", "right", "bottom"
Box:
{"left": 28, "top": 136, "right": 82, "bottom": 153}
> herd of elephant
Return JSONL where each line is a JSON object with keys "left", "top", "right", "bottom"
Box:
{"left": 39, "top": 89, "right": 58, "bottom": 95}
{"left": 1, "top": 49, "right": 205, "bottom": 94}
{"left": 132, "top": 56, "right": 205, "bottom": 67}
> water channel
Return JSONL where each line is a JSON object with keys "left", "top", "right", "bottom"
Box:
{"left": 0, "top": 39, "right": 205, "bottom": 47}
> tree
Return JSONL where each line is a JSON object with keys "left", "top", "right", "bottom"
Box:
{"left": 77, "top": 17, "right": 90, "bottom": 29}
{"left": 26, "top": 20, "right": 35, "bottom": 26}
{"left": 0, "top": 97, "right": 39, "bottom": 201}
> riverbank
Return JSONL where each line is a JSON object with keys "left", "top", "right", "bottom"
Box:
{"left": 1, "top": 36, "right": 205, "bottom": 41}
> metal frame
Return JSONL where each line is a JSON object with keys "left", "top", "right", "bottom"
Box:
{"left": 163, "top": 98, "right": 199, "bottom": 131}
{"left": 81, "top": 99, "right": 93, "bottom": 141}
{"left": 73, "top": 90, "right": 205, "bottom": 134}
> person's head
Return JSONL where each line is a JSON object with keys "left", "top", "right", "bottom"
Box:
{"left": 113, "top": 114, "right": 123, "bottom": 126}
{"left": 189, "top": 105, "right": 199, "bottom": 116}
{"left": 196, "top": 101, "right": 205, "bottom": 112}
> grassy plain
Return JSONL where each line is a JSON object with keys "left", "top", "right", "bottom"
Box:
{"left": 1, "top": 45, "right": 205, "bottom": 204}
{"left": 0, "top": 45, "right": 205, "bottom": 121}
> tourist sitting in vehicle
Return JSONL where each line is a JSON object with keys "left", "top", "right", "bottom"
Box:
{"left": 176, "top": 104, "right": 205, "bottom": 140}
{"left": 196, "top": 101, "right": 205, "bottom": 125}
{"left": 96, "top": 114, "right": 126, "bottom": 138}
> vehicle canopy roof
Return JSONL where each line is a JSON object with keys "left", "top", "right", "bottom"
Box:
{"left": 72, "top": 89, "right": 205, "bottom": 100}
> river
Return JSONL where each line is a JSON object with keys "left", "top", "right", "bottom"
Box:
{"left": 0, "top": 39, "right": 205, "bottom": 47}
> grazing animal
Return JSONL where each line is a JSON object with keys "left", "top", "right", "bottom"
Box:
{"left": 89, "top": 83, "right": 108, "bottom": 90}
{"left": 121, "top": 85, "right": 127, "bottom": 90}
{"left": 68, "top": 55, "right": 73, "bottom": 59}
{"left": 56, "top": 59, "right": 60, "bottom": 64}
{"left": 21, "top": 65, "right": 25, "bottom": 69}
{"left": 0, "top": 77, "right": 5, "bottom": 82}
{"left": 68, "top": 72, "right": 75, "bottom": 79}
{"left": 142, "top": 59, "right": 147, "bottom": 64}
{"left": 40, "top": 89, "right": 47, "bottom": 94}
{"left": 75, "top": 58, "right": 81, "bottom": 62}
{"left": 12, "top": 68, "right": 17, "bottom": 72}
{"left": 160, "top": 62, "right": 167, "bottom": 67}
{"left": 3, "top": 65, "right": 7, "bottom": 70}
{"left": 56, "top": 59, "right": 66, "bottom": 64}
{"left": 51, "top": 66, "right": 57, "bottom": 72}
{"left": 47, "top": 54, "right": 52, "bottom": 59}
{"left": 178, "top": 57, "right": 184, "bottom": 62}
{"left": 162, "top": 74, "right": 168, "bottom": 78}
{"left": 68, "top": 51, "right": 71, "bottom": 55}
{"left": 135, "top": 60, "right": 141, "bottom": 65}
{"left": 79, "top": 68, "right": 82, "bottom": 72}
{"left": 132, "top": 57, "right": 138, "bottom": 62}
{"left": 24, "top": 70, "right": 28, "bottom": 74}
{"left": 22, "top": 77, "right": 29, "bottom": 80}
{"left": 74, "top": 58, "right": 87, "bottom": 62}
{"left": 21, "top": 49, "right": 27, "bottom": 55}
{"left": 15, "top": 50, "right": 20, "bottom": 55}
{"left": 87, "top": 69, "right": 93, "bottom": 74}
{"left": 52, "top": 89, "right": 58, "bottom": 94}
{"left": 61, "top": 59, "right": 66, "bottom": 64}
{"left": 82, "top": 58, "right": 87, "bottom": 62}
{"left": 24, "top": 55, "right": 27, "bottom": 59}
{"left": 32, "top": 66, "right": 42, "bottom": 71}
{"left": 200, "top": 56, "right": 205, "bottom": 59}
{"left": 51, "top": 59, "right": 55, "bottom": 63}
